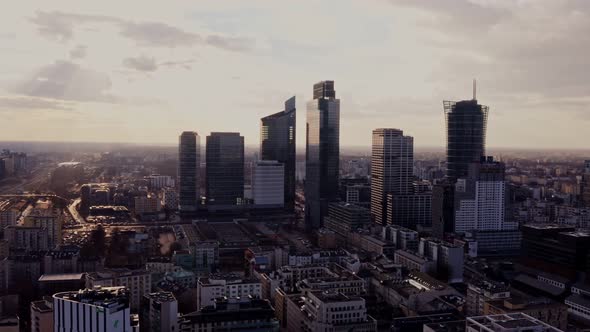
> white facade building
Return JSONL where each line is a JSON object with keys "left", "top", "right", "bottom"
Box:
{"left": 197, "top": 274, "right": 262, "bottom": 308}
{"left": 53, "top": 286, "right": 134, "bottom": 332}
{"left": 252, "top": 160, "right": 284, "bottom": 207}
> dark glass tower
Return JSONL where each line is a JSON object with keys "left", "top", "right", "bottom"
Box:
{"left": 206, "top": 132, "right": 244, "bottom": 208}
{"left": 444, "top": 96, "right": 488, "bottom": 182}
{"left": 260, "top": 96, "right": 296, "bottom": 210}
{"left": 178, "top": 131, "right": 200, "bottom": 212}
{"left": 305, "top": 81, "right": 340, "bottom": 230}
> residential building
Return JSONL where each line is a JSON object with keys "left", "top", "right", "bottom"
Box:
{"left": 305, "top": 80, "right": 340, "bottom": 230}
{"left": 134, "top": 195, "right": 161, "bottom": 215}
{"left": 30, "top": 299, "right": 53, "bottom": 332}
{"left": 466, "top": 279, "right": 510, "bottom": 316}
{"left": 23, "top": 199, "right": 62, "bottom": 249}
{"left": 197, "top": 274, "right": 261, "bottom": 309}
{"left": 260, "top": 96, "right": 296, "bottom": 210}
{"left": 179, "top": 297, "right": 279, "bottom": 332}
{"left": 194, "top": 241, "right": 219, "bottom": 273}
{"left": 86, "top": 269, "right": 151, "bottom": 311}
{"left": 140, "top": 292, "right": 178, "bottom": 332}
{"left": 286, "top": 290, "right": 376, "bottom": 332}
{"left": 324, "top": 202, "right": 371, "bottom": 239}
{"left": 419, "top": 238, "right": 465, "bottom": 283}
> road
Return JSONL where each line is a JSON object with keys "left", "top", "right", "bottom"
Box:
{"left": 68, "top": 198, "right": 87, "bottom": 225}
{"left": 0, "top": 164, "right": 55, "bottom": 195}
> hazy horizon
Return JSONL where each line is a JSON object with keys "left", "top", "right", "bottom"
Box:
{"left": 1, "top": 1, "right": 589, "bottom": 149}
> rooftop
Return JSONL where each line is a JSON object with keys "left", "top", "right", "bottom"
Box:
{"left": 31, "top": 300, "right": 53, "bottom": 313}
{"left": 54, "top": 286, "right": 129, "bottom": 309}
{"left": 39, "top": 273, "right": 85, "bottom": 282}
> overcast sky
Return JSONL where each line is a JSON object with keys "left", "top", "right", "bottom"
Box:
{"left": 0, "top": 0, "right": 588, "bottom": 149}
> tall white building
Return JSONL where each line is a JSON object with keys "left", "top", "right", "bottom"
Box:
{"left": 370, "top": 128, "right": 414, "bottom": 225}
{"left": 454, "top": 157, "right": 514, "bottom": 232}
{"left": 252, "top": 160, "right": 284, "bottom": 207}
{"left": 419, "top": 237, "right": 465, "bottom": 283}
{"left": 53, "top": 286, "right": 135, "bottom": 332}
{"left": 145, "top": 175, "right": 175, "bottom": 189}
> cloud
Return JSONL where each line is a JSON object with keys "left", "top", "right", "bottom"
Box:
{"left": 12, "top": 60, "right": 117, "bottom": 103}
{"left": 206, "top": 35, "right": 255, "bottom": 52}
{"left": 159, "top": 59, "right": 196, "bottom": 70}
{"left": 123, "top": 55, "right": 158, "bottom": 72}
{"left": 69, "top": 45, "right": 87, "bottom": 59}
{"left": 120, "top": 22, "right": 200, "bottom": 47}
{"left": 0, "top": 96, "right": 74, "bottom": 111}
{"left": 29, "top": 11, "right": 118, "bottom": 42}
{"left": 30, "top": 11, "right": 253, "bottom": 51}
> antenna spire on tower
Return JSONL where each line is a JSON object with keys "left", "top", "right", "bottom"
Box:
{"left": 473, "top": 78, "right": 477, "bottom": 100}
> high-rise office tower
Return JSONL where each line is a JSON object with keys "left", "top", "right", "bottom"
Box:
{"left": 206, "top": 132, "right": 244, "bottom": 208}
{"left": 370, "top": 129, "right": 413, "bottom": 225}
{"left": 252, "top": 160, "right": 285, "bottom": 208}
{"left": 454, "top": 156, "right": 512, "bottom": 232}
{"left": 444, "top": 84, "right": 489, "bottom": 182}
{"left": 260, "top": 96, "right": 296, "bottom": 210}
{"left": 305, "top": 81, "right": 340, "bottom": 230}
{"left": 581, "top": 160, "right": 590, "bottom": 207}
{"left": 178, "top": 131, "right": 200, "bottom": 212}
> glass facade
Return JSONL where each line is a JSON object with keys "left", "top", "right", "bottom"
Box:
{"left": 305, "top": 81, "right": 340, "bottom": 230}
{"left": 178, "top": 131, "right": 200, "bottom": 212}
{"left": 444, "top": 99, "right": 488, "bottom": 182}
{"left": 206, "top": 132, "right": 244, "bottom": 207}
{"left": 260, "top": 96, "right": 296, "bottom": 210}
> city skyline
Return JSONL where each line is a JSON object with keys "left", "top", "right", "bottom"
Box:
{"left": 1, "top": 1, "right": 589, "bottom": 149}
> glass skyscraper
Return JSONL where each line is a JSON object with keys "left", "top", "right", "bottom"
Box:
{"left": 260, "top": 96, "right": 296, "bottom": 210}
{"left": 305, "top": 81, "right": 340, "bottom": 230}
{"left": 444, "top": 98, "right": 488, "bottom": 182}
{"left": 370, "top": 128, "right": 413, "bottom": 225}
{"left": 206, "top": 132, "right": 244, "bottom": 208}
{"left": 178, "top": 131, "right": 200, "bottom": 212}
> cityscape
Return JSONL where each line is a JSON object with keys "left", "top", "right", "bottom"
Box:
{"left": 1, "top": 1, "right": 590, "bottom": 332}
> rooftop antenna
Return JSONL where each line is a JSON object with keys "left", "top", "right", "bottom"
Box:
{"left": 472, "top": 78, "right": 477, "bottom": 100}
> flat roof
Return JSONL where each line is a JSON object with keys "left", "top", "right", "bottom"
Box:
{"left": 39, "top": 273, "right": 84, "bottom": 282}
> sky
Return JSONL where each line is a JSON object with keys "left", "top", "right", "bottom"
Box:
{"left": 0, "top": 0, "right": 589, "bottom": 149}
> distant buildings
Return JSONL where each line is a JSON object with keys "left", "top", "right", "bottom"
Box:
{"left": 252, "top": 160, "right": 284, "bottom": 208}
{"left": 305, "top": 80, "right": 340, "bottom": 230}
{"left": 260, "top": 96, "right": 296, "bottom": 210}
{"left": 178, "top": 131, "right": 200, "bottom": 212}
{"left": 443, "top": 92, "right": 489, "bottom": 182}
{"left": 580, "top": 160, "right": 590, "bottom": 207}
{"left": 206, "top": 132, "right": 245, "bottom": 209}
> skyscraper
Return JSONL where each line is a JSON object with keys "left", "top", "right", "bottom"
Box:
{"left": 206, "top": 132, "right": 244, "bottom": 208}
{"left": 444, "top": 86, "right": 489, "bottom": 182}
{"left": 178, "top": 131, "right": 200, "bottom": 212}
{"left": 305, "top": 81, "right": 340, "bottom": 230}
{"left": 454, "top": 156, "right": 512, "bottom": 232}
{"left": 370, "top": 129, "right": 413, "bottom": 225}
{"left": 260, "top": 96, "right": 296, "bottom": 210}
